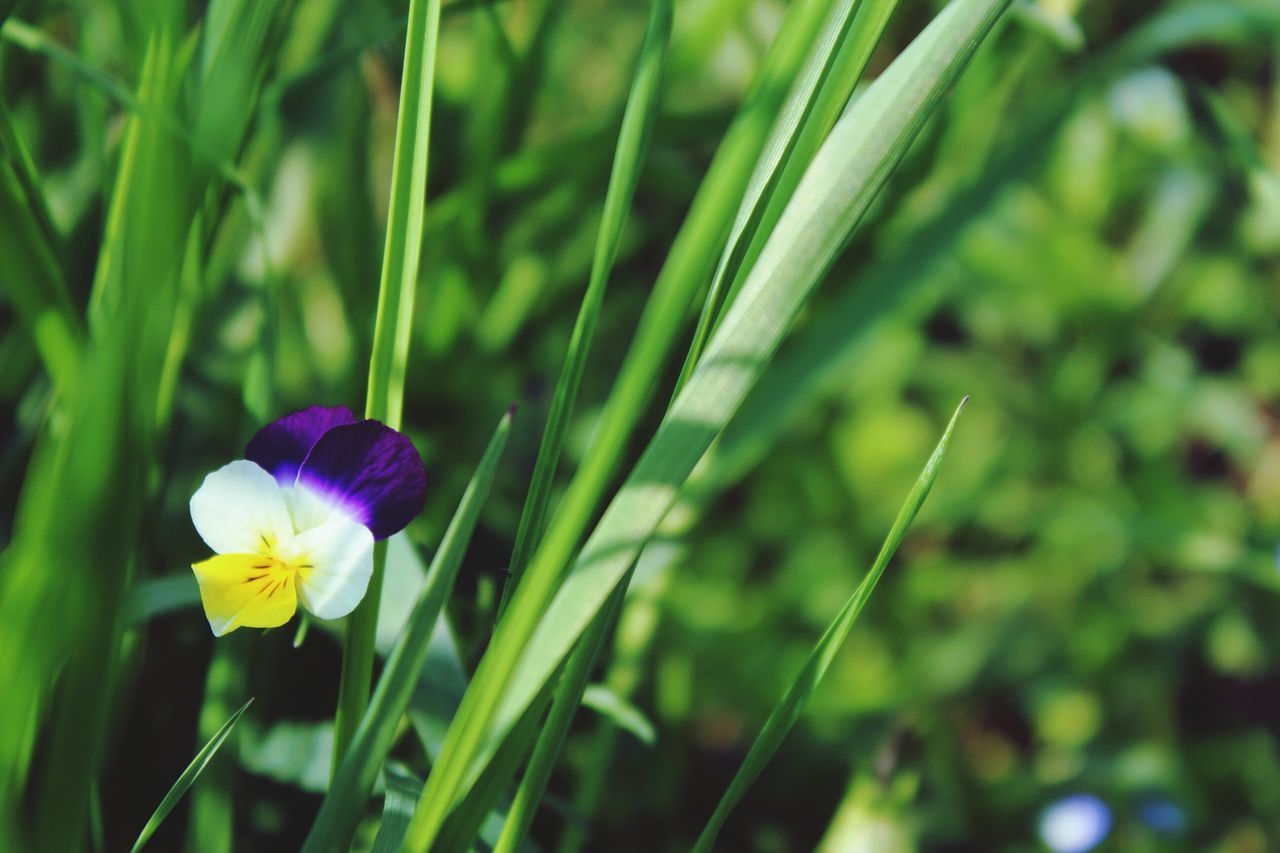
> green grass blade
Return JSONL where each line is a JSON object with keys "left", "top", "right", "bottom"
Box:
{"left": 432, "top": 704, "right": 544, "bottom": 850}
{"left": 129, "top": 699, "right": 253, "bottom": 853}
{"left": 691, "top": 399, "right": 967, "bottom": 852}
{"left": 403, "top": 4, "right": 1011, "bottom": 845}
{"left": 497, "top": 0, "right": 673, "bottom": 620}
{"left": 1, "top": 19, "right": 136, "bottom": 107}
{"left": 370, "top": 764, "right": 423, "bottom": 853}
{"left": 0, "top": 97, "right": 64, "bottom": 276}
{"left": 304, "top": 410, "right": 512, "bottom": 853}
{"left": 580, "top": 684, "right": 655, "bottom": 747}
{"left": 182, "top": 637, "right": 249, "bottom": 853}
{"left": 492, "top": 576, "right": 631, "bottom": 853}
{"left": 717, "top": 0, "right": 902, "bottom": 321}
{"left": 0, "top": 94, "right": 81, "bottom": 391}
{"left": 673, "top": 0, "right": 890, "bottom": 395}
{"left": 6, "top": 18, "right": 194, "bottom": 849}
{"left": 403, "top": 2, "right": 834, "bottom": 843}
{"left": 333, "top": 0, "right": 444, "bottom": 770}
{"left": 0, "top": 155, "right": 81, "bottom": 392}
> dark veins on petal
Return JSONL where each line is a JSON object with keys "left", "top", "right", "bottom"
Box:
{"left": 295, "top": 420, "right": 427, "bottom": 540}
{"left": 245, "top": 405, "right": 358, "bottom": 484}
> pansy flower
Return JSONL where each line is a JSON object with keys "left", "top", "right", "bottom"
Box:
{"left": 189, "top": 405, "right": 426, "bottom": 636}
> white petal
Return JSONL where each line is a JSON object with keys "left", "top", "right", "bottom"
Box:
{"left": 292, "top": 516, "right": 375, "bottom": 620}
{"left": 190, "top": 460, "right": 295, "bottom": 555}
{"left": 283, "top": 481, "right": 343, "bottom": 533}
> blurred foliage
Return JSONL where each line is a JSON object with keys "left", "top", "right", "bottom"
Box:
{"left": 1, "top": 0, "right": 1279, "bottom": 850}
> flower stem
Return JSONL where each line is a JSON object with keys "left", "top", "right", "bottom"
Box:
{"left": 331, "top": 0, "right": 443, "bottom": 772}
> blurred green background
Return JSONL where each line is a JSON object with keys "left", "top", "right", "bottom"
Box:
{"left": 2, "top": 0, "right": 1279, "bottom": 850}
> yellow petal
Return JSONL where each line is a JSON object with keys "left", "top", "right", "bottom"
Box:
{"left": 192, "top": 554, "right": 297, "bottom": 636}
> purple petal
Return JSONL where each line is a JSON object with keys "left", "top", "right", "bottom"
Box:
{"left": 245, "top": 405, "right": 358, "bottom": 484}
{"left": 296, "top": 421, "right": 426, "bottom": 540}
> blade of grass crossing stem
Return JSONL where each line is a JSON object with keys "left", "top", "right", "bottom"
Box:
{"left": 403, "top": 3, "right": 1011, "bottom": 847}
{"left": 496, "top": 0, "right": 673, "bottom": 620}
{"left": 493, "top": 569, "right": 633, "bottom": 853}
{"left": 129, "top": 699, "right": 253, "bottom": 853}
{"left": 673, "top": 0, "right": 870, "bottom": 395}
{"left": 370, "top": 764, "right": 423, "bottom": 853}
{"left": 718, "top": 0, "right": 902, "bottom": 327}
{"left": 692, "top": 399, "right": 967, "bottom": 852}
{"left": 333, "top": 0, "right": 443, "bottom": 771}
{"left": 304, "top": 410, "right": 512, "bottom": 852}
{"left": 433, "top": 704, "right": 544, "bottom": 850}
{"left": 403, "top": 2, "right": 833, "bottom": 843}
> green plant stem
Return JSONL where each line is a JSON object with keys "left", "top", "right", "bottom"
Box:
{"left": 332, "top": 0, "right": 443, "bottom": 771}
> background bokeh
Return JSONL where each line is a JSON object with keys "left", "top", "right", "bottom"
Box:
{"left": 3, "top": 0, "right": 1279, "bottom": 850}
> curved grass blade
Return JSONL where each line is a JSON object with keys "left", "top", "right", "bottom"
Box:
{"left": 370, "top": 764, "right": 423, "bottom": 853}
{"left": 304, "top": 409, "right": 513, "bottom": 853}
{"left": 580, "top": 684, "right": 656, "bottom": 747}
{"left": 691, "top": 399, "right": 967, "bottom": 852}
{"left": 497, "top": 0, "right": 673, "bottom": 620}
{"left": 333, "top": 0, "right": 444, "bottom": 769}
{"left": 129, "top": 699, "right": 253, "bottom": 853}
{"left": 402, "top": 4, "right": 1012, "bottom": 846}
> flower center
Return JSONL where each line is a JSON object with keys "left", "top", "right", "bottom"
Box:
{"left": 256, "top": 540, "right": 315, "bottom": 587}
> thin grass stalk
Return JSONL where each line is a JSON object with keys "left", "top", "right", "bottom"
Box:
{"left": 691, "top": 399, "right": 967, "bottom": 852}
{"left": 497, "top": 0, "right": 672, "bottom": 618}
{"left": 130, "top": 699, "right": 253, "bottom": 853}
{"left": 0, "top": 154, "right": 81, "bottom": 391}
{"left": 0, "top": 97, "right": 69, "bottom": 293}
{"left": 332, "top": 0, "right": 443, "bottom": 769}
